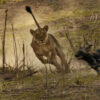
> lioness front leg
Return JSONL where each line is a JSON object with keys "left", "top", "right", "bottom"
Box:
{"left": 36, "top": 54, "right": 48, "bottom": 64}
{"left": 50, "top": 53, "right": 62, "bottom": 72}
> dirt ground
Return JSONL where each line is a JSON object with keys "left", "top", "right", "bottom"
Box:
{"left": 0, "top": 69, "right": 100, "bottom": 100}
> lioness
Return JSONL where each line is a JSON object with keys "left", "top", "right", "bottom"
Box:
{"left": 30, "top": 25, "right": 68, "bottom": 72}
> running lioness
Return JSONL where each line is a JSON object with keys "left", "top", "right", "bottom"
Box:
{"left": 30, "top": 25, "right": 68, "bottom": 72}
{"left": 25, "top": 6, "right": 69, "bottom": 72}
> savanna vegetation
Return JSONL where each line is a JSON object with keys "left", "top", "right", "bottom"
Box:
{"left": 0, "top": 0, "right": 100, "bottom": 100}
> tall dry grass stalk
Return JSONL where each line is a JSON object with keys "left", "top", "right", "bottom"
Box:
{"left": 2, "top": 9, "right": 8, "bottom": 71}
{"left": 11, "top": 24, "right": 18, "bottom": 70}
{"left": 22, "top": 43, "right": 25, "bottom": 70}
{"left": 65, "top": 28, "right": 75, "bottom": 54}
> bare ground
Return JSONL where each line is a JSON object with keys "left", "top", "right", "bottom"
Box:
{"left": 0, "top": 70, "right": 100, "bottom": 100}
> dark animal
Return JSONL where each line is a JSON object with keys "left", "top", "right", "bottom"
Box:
{"left": 75, "top": 45, "right": 100, "bottom": 74}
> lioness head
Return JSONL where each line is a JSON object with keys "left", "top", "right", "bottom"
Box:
{"left": 30, "top": 25, "right": 48, "bottom": 43}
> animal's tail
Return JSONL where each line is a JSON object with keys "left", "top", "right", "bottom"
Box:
{"left": 25, "top": 6, "right": 32, "bottom": 14}
{"left": 25, "top": 6, "right": 41, "bottom": 29}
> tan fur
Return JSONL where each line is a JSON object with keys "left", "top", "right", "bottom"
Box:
{"left": 30, "top": 25, "right": 68, "bottom": 72}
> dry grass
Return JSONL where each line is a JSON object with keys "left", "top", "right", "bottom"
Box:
{"left": 0, "top": 70, "right": 100, "bottom": 100}
{"left": 0, "top": 0, "right": 24, "bottom": 4}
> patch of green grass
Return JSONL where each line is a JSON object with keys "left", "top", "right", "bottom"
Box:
{"left": 73, "top": 74, "right": 100, "bottom": 85}
{"left": 0, "top": 71, "right": 100, "bottom": 100}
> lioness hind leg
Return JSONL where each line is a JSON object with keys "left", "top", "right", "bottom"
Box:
{"left": 56, "top": 48, "right": 70, "bottom": 72}
{"left": 50, "top": 55, "right": 62, "bottom": 72}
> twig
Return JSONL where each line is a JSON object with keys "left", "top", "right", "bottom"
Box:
{"left": 11, "top": 24, "right": 18, "bottom": 69}
{"left": 45, "top": 64, "right": 48, "bottom": 89}
{"left": 2, "top": 9, "right": 8, "bottom": 71}
{"left": 65, "top": 29, "right": 75, "bottom": 54}
{"left": 22, "top": 43, "right": 25, "bottom": 70}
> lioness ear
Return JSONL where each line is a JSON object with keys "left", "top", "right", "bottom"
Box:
{"left": 43, "top": 25, "right": 48, "bottom": 32}
{"left": 30, "top": 29, "right": 35, "bottom": 35}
